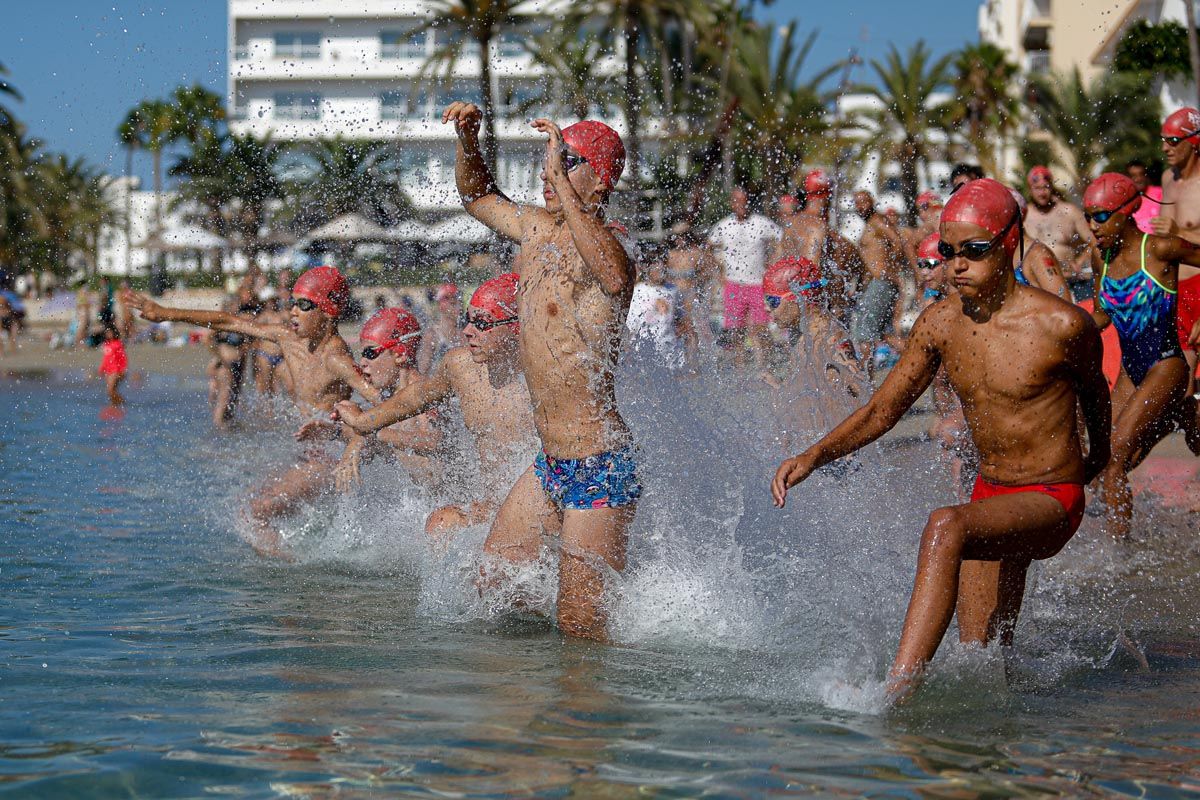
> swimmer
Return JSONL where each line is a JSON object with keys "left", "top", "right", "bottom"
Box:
{"left": 207, "top": 297, "right": 249, "bottom": 429}
{"left": 443, "top": 101, "right": 640, "bottom": 641}
{"left": 301, "top": 306, "right": 444, "bottom": 493}
{"left": 762, "top": 256, "right": 867, "bottom": 449}
{"left": 1152, "top": 107, "right": 1200, "bottom": 398}
{"left": 851, "top": 190, "right": 909, "bottom": 376}
{"left": 916, "top": 234, "right": 976, "bottom": 496}
{"left": 252, "top": 287, "right": 291, "bottom": 397}
{"left": 98, "top": 324, "right": 127, "bottom": 406}
{"left": 1084, "top": 173, "right": 1200, "bottom": 537}
{"left": 336, "top": 274, "right": 536, "bottom": 537}
{"left": 901, "top": 190, "right": 943, "bottom": 261}
{"left": 125, "top": 266, "right": 383, "bottom": 557}
{"left": 1023, "top": 166, "right": 1093, "bottom": 298}
{"left": 774, "top": 170, "right": 867, "bottom": 325}
{"left": 772, "top": 179, "right": 1111, "bottom": 702}
{"left": 1007, "top": 188, "right": 1071, "bottom": 300}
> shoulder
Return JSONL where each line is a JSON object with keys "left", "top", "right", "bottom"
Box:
{"left": 441, "top": 345, "right": 474, "bottom": 375}
{"left": 1028, "top": 289, "right": 1093, "bottom": 337}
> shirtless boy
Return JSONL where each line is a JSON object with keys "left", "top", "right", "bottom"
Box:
{"left": 774, "top": 170, "right": 867, "bottom": 325}
{"left": 1152, "top": 107, "right": 1200, "bottom": 397}
{"left": 772, "top": 179, "right": 1111, "bottom": 701}
{"left": 125, "top": 266, "right": 382, "bottom": 556}
{"left": 852, "top": 190, "right": 909, "bottom": 374}
{"left": 299, "top": 306, "right": 444, "bottom": 494}
{"left": 336, "top": 274, "right": 537, "bottom": 537}
{"left": 1084, "top": 173, "right": 1200, "bottom": 536}
{"left": 442, "top": 102, "right": 641, "bottom": 641}
{"left": 1024, "top": 166, "right": 1093, "bottom": 297}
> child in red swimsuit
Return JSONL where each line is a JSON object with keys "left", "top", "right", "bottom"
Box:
{"left": 98, "top": 325, "right": 127, "bottom": 406}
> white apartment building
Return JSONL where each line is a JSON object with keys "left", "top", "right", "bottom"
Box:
{"left": 227, "top": 0, "right": 627, "bottom": 213}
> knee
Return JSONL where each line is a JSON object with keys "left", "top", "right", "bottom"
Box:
{"left": 921, "top": 507, "right": 965, "bottom": 557}
{"left": 425, "top": 505, "right": 468, "bottom": 536}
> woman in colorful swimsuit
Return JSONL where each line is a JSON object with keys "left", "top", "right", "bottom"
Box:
{"left": 1085, "top": 173, "right": 1200, "bottom": 537}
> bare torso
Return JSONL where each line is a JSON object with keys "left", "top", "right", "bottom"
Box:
{"left": 860, "top": 215, "right": 908, "bottom": 285}
{"left": 927, "top": 289, "right": 1089, "bottom": 484}
{"left": 273, "top": 331, "right": 356, "bottom": 415}
{"left": 776, "top": 212, "right": 865, "bottom": 318}
{"left": 515, "top": 216, "right": 632, "bottom": 458}
{"left": 442, "top": 347, "right": 537, "bottom": 481}
{"left": 1025, "top": 201, "right": 1090, "bottom": 279}
{"left": 1162, "top": 168, "right": 1200, "bottom": 280}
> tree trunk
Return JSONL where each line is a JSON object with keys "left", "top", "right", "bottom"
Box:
{"left": 125, "top": 144, "right": 134, "bottom": 276}
{"left": 1186, "top": 0, "right": 1200, "bottom": 107}
{"left": 152, "top": 147, "right": 162, "bottom": 231}
{"left": 478, "top": 30, "right": 498, "bottom": 174}
{"left": 901, "top": 138, "right": 919, "bottom": 226}
{"left": 623, "top": 3, "right": 642, "bottom": 189}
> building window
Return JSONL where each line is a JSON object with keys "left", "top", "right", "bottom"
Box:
{"left": 381, "top": 88, "right": 429, "bottom": 120}
{"left": 231, "top": 91, "right": 248, "bottom": 120}
{"left": 434, "top": 82, "right": 479, "bottom": 112}
{"left": 381, "top": 29, "right": 428, "bottom": 59}
{"left": 234, "top": 41, "right": 250, "bottom": 60}
{"left": 275, "top": 92, "right": 321, "bottom": 120}
{"left": 434, "top": 28, "right": 481, "bottom": 58}
{"left": 497, "top": 21, "right": 548, "bottom": 59}
{"left": 274, "top": 32, "right": 321, "bottom": 59}
{"left": 498, "top": 82, "right": 544, "bottom": 119}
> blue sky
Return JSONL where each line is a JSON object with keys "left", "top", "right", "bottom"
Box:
{"left": 2, "top": 1, "right": 978, "bottom": 185}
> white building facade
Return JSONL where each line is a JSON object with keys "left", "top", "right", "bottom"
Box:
{"left": 227, "top": 0, "right": 627, "bottom": 213}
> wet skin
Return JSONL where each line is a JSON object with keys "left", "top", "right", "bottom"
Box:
{"left": 772, "top": 219, "right": 1112, "bottom": 702}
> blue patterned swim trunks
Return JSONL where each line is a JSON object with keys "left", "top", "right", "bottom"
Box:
{"left": 533, "top": 446, "right": 642, "bottom": 510}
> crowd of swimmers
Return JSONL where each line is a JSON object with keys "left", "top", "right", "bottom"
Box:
{"left": 118, "top": 101, "right": 1200, "bottom": 704}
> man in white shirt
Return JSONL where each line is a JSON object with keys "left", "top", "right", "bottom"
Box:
{"left": 707, "top": 186, "right": 781, "bottom": 366}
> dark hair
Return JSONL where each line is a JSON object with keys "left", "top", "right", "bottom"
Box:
{"left": 1126, "top": 159, "right": 1147, "bottom": 171}
{"left": 103, "top": 323, "right": 120, "bottom": 340}
{"left": 950, "top": 163, "right": 985, "bottom": 183}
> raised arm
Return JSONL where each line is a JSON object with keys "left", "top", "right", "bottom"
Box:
{"left": 335, "top": 361, "right": 453, "bottom": 435}
{"left": 123, "top": 290, "right": 277, "bottom": 340}
{"left": 1065, "top": 312, "right": 1111, "bottom": 483}
{"left": 771, "top": 308, "right": 943, "bottom": 507}
{"left": 533, "top": 118, "right": 635, "bottom": 297}
{"left": 443, "top": 102, "right": 528, "bottom": 242}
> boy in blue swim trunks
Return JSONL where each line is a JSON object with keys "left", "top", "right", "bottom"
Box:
{"left": 443, "top": 101, "right": 640, "bottom": 641}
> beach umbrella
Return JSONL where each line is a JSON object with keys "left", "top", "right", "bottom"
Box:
{"left": 425, "top": 214, "right": 493, "bottom": 244}
{"left": 306, "top": 213, "right": 394, "bottom": 242}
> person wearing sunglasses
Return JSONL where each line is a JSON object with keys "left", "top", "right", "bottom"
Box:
{"left": 1083, "top": 172, "right": 1200, "bottom": 537}
{"left": 337, "top": 274, "right": 536, "bottom": 541}
{"left": 124, "top": 266, "right": 384, "bottom": 559}
{"left": 772, "top": 178, "right": 1112, "bottom": 704}
{"left": 772, "top": 170, "right": 866, "bottom": 328}
{"left": 442, "top": 100, "right": 642, "bottom": 642}
{"left": 1023, "top": 165, "right": 1094, "bottom": 301}
{"left": 1153, "top": 107, "right": 1200, "bottom": 398}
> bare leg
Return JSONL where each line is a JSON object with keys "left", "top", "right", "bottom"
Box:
{"left": 246, "top": 457, "right": 334, "bottom": 558}
{"left": 955, "top": 559, "right": 1000, "bottom": 644}
{"left": 888, "top": 490, "right": 1074, "bottom": 702}
{"left": 105, "top": 373, "right": 125, "bottom": 406}
{"left": 1100, "top": 359, "right": 1187, "bottom": 538}
{"left": 557, "top": 505, "right": 635, "bottom": 641}
{"left": 425, "top": 499, "right": 498, "bottom": 538}
{"left": 483, "top": 466, "right": 561, "bottom": 562}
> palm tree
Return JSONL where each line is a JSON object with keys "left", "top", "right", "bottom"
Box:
{"left": 419, "top": 0, "right": 534, "bottom": 172}
{"left": 169, "top": 84, "right": 226, "bottom": 148}
{"left": 116, "top": 99, "right": 175, "bottom": 229}
{"left": 521, "top": 25, "right": 617, "bottom": 121}
{"left": 278, "top": 138, "right": 415, "bottom": 234}
{"left": 942, "top": 43, "right": 1020, "bottom": 178}
{"left": 26, "top": 156, "right": 119, "bottom": 280}
{"left": 171, "top": 132, "right": 283, "bottom": 262}
{"left": 729, "top": 21, "right": 838, "bottom": 201}
{"left": 854, "top": 41, "right": 953, "bottom": 218}
{"left": 1027, "top": 68, "right": 1161, "bottom": 194}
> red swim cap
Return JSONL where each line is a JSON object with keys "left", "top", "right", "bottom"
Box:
{"left": 562, "top": 121, "right": 625, "bottom": 190}
{"left": 469, "top": 272, "right": 519, "bottom": 325}
{"left": 1027, "top": 165, "right": 1052, "bottom": 187}
{"left": 916, "top": 190, "right": 943, "bottom": 209}
{"left": 435, "top": 283, "right": 459, "bottom": 303}
{"left": 917, "top": 233, "right": 943, "bottom": 262}
{"left": 360, "top": 307, "right": 422, "bottom": 364}
{"left": 1083, "top": 172, "right": 1141, "bottom": 215}
{"left": 1162, "top": 107, "right": 1200, "bottom": 140}
{"left": 764, "top": 257, "right": 823, "bottom": 302}
{"left": 292, "top": 266, "right": 350, "bottom": 318}
{"left": 803, "top": 169, "right": 831, "bottom": 198}
{"left": 941, "top": 178, "right": 1021, "bottom": 255}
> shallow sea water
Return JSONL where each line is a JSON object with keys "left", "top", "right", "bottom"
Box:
{"left": 4, "top": 367, "right": 1200, "bottom": 798}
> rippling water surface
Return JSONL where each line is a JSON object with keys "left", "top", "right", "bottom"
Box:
{"left": 4, "top": 368, "right": 1200, "bottom": 798}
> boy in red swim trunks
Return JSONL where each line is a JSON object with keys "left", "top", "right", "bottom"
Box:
{"left": 98, "top": 324, "right": 127, "bottom": 406}
{"left": 771, "top": 179, "right": 1112, "bottom": 702}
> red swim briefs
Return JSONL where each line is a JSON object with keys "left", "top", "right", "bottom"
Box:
{"left": 970, "top": 477, "right": 1086, "bottom": 533}
{"left": 1177, "top": 273, "right": 1200, "bottom": 351}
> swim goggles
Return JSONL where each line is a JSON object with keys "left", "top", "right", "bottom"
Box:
{"left": 916, "top": 258, "right": 943, "bottom": 270}
{"left": 1083, "top": 194, "right": 1141, "bottom": 224}
{"left": 290, "top": 297, "right": 319, "bottom": 312}
{"left": 362, "top": 331, "right": 421, "bottom": 360}
{"left": 1162, "top": 131, "right": 1199, "bottom": 146}
{"left": 936, "top": 212, "right": 1017, "bottom": 261}
{"left": 464, "top": 313, "right": 518, "bottom": 331}
{"left": 764, "top": 279, "right": 827, "bottom": 308}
